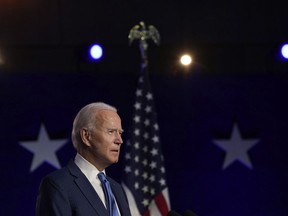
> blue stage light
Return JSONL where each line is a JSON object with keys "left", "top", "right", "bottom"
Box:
{"left": 89, "top": 44, "right": 103, "bottom": 61}
{"left": 280, "top": 44, "right": 288, "bottom": 60}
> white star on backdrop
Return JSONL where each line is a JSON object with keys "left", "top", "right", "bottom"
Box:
{"left": 213, "top": 124, "right": 259, "bottom": 170}
{"left": 19, "top": 124, "right": 68, "bottom": 172}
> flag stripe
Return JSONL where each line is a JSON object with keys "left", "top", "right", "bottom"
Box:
{"left": 122, "top": 183, "right": 141, "bottom": 216}
{"left": 154, "top": 190, "right": 169, "bottom": 214}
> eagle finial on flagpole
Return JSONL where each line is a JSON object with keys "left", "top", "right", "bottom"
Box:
{"left": 128, "top": 21, "right": 160, "bottom": 69}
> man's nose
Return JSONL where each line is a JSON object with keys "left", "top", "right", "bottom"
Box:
{"left": 115, "top": 132, "right": 123, "bottom": 145}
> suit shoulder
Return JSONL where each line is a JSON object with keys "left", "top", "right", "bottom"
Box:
{"left": 42, "top": 160, "right": 78, "bottom": 181}
{"left": 41, "top": 166, "right": 71, "bottom": 186}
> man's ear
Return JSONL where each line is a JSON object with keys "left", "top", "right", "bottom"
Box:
{"left": 80, "top": 128, "right": 91, "bottom": 147}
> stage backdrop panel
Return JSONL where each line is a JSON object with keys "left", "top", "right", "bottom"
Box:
{"left": 0, "top": 72, "right": 287, "bottom": 216}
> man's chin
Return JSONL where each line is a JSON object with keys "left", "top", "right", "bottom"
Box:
{"left": 110, "top": 157, "right": 119, "bottom": 164}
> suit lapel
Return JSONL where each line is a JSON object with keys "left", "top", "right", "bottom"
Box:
{"left": 67, "top": 160, "right": 109, "bottom": 216}
{"left": 108, "top": 176, "right": 131, "bottom": 216}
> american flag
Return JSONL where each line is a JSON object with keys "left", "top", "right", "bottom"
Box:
{"left": 122, "top": 69, "right": 170, "bottom": 216}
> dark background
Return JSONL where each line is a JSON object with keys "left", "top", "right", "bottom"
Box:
{"left": 1, "top": 0, "right": 288, "bottom": 74}
{"left": 0, "top": 0, "right": 288, "bottom": 216}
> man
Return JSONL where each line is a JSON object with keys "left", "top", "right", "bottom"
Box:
{"left": 36, "top": 102, "right": 131, "bottom": 216}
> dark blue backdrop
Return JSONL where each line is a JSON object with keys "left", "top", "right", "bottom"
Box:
{"left": 0, "top": 71, "right": 287, "bottom": 216}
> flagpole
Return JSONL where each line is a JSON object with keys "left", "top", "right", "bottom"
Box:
{"left": 123, "top": 22, "right": 170, "bottom": 216}
{"left": 128, "top": 21, "right": 160, "bottom": 71}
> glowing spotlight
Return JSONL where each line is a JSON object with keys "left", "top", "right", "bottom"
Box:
{"left": 281, "top": 44, "right": 288, "bottom": 60}
{"left": 180, "top": 54, "right": 192, "bottom": 66}
{"left": 89, "top": 44, "right": 103, "bottom": 61}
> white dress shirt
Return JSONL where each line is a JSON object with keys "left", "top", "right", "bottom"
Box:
{"left": 74, "top": 153, "right": 121, "bottom": 215}
{"left": 74, "top": 153, "right": 107, "bottom": 207}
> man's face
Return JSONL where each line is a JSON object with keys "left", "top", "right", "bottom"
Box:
{"left": 87, "top": 109, "right": 123, "bottom": 170}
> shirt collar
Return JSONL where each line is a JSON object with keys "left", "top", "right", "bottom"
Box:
{"left": 74, "top": 153, "right": 106, "bottom": 181}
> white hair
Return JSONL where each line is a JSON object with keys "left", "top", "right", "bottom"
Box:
{"left": 71, "top": 102, "right": 117, "bottom": 150}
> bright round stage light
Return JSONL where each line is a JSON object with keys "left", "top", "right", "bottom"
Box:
{"left": 180, "top": 54, "right": 192, "bottom": 66}
{"left": 89, "top": 44, "right": 103, "bottom": 60}
{"left": 281, "top": 44, "right": 288, "bottom": 60}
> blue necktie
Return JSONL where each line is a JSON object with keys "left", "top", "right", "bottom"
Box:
{"left": 98, "top": 172, "right": 120, "bottom": 216}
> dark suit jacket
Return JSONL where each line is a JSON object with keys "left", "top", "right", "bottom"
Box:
{"left": 36, "top": 160, "right": 131, "bottom": 216}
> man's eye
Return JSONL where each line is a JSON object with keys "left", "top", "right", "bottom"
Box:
{"left": 107, "top": 130, "right": 123, "bottom": 136}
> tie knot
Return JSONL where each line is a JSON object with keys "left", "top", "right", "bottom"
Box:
{"left": 98, "top": 172, "right": 107, "bottom": 183}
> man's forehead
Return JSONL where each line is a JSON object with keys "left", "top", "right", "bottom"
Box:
{"left": 95, "top": 109, "right": 121, "bottom": 125}
{"left": 96, "top": 109, "right": 118, "bottom": 118}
